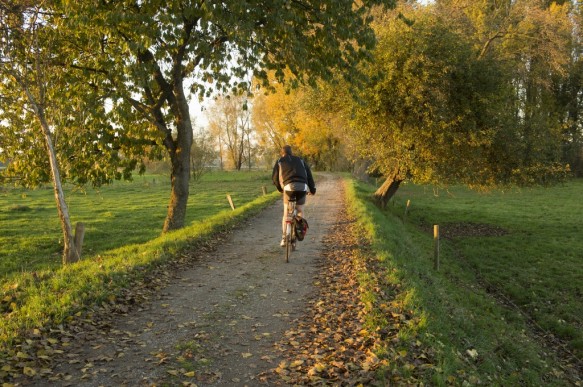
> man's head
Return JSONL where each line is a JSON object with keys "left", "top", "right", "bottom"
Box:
{"left": 281, "top": 145, "right": 292, "bottom": 156}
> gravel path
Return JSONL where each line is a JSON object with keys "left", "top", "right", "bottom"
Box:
{"left": 38, "top": 173, "right": 342, "bottom": 386}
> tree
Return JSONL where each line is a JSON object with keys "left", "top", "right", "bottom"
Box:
{"left": 190, "top": 127, "right": 216, "bottom": 181}
{"left": 252, "top": 80, "right": 298, "bottom": 156}
{"left": 207, "top": 94, "right": 252, "bottom": 171}
{"left": 1, "top": 2, "right": 157, "bottom": 263}
{"left": 0, "top": 3, "right": 81, "bottom": 264}
{"left": 434, "top": 0, "right": 579, "bottom": 175}
{"left": 351, "top": 4, "right": 570, "bottom": 207}
{"left": 52, "top": 0, "right": 395, "bottom": 232}
{"left": 252, "top": 73, "right": 352, "bottom": 171}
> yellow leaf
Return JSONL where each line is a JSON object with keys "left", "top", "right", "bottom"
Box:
{"left": 241, "top": 352, "right": 253, "bottom": 358}
{"left": 16, "top": 351, "right": 28, "bottom": 359}
{"left": 183, "top": 371, "right": 195, "bottom": 377}
{"left": 1, "top": 365, "right": 11, "bottom": 372}
{"left": 23, "top": 367, "right": 37, "bottom": 376}
{"left": 290, "top": 360, "right": 304, "bottom": 368}
{"left": 466, "top": 349, "right": 478, "bottom": 360}
{"left": 167, "top": 369, "right": 179, "bottom": 376}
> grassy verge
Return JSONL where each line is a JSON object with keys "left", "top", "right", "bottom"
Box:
{"left": 345, "top": 178, "right": 581, "bottom": 385}
{"left": 0, "top": 171, "right": 278, "bottom": 356}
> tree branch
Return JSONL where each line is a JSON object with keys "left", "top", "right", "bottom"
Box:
{"left": 478, "top": 30, "right": 506, "bottom": 60}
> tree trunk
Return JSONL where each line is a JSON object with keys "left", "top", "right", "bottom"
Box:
{"left": 35, "top": 105, "right": 80, "bottom": 264}
{"left": 162, "top": 85, "right": 193, "bottom": 232}
{"left": 218, "top": 133, "right": 224, "bottom": 170}
{"left": 247, "top": 131, "right": 252, "bottom": 171}
{"left": 374, "top": 175, "right": 403, "bottom": 209}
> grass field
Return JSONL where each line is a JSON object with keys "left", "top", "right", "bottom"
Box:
{"left": 0, "top": 170, "right": 273, "bottom": 280}
{"left": 347, "top": 178, "right": 582, "bottom": 385}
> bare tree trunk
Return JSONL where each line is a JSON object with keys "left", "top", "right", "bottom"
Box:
{"left": 218, "top": 133, "right": 224, "bottom": 170}
{"left": 247, "top": 130, "right": 252, "bottom": 171}
{"left": 237, "top": 132, "right": 245, "bottom": 171}
{"left": 163, "top": 85, "right": 193, "bottom": 232}
{"left": 374, "top": 174, "right": 403, "bottom": 209}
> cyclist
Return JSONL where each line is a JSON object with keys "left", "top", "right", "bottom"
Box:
{"left": 272, "top": 145, "right": 316, "bottom": 247}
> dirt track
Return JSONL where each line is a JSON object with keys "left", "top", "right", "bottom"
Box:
{"left": 37, "top": 173, "right": 342, "bottom": 386}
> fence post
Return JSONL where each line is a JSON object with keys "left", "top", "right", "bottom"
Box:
{"left": 403, "top": 199, "right": 411, "bottom": 221}
{"left": 73, "top": 222, "right": 85, "bottom": 261}
{"left": 226, "top": 194, "right": 235, "bottom": 211}
{"left": 434, "top": 224, "right": 440, "bottom": 271}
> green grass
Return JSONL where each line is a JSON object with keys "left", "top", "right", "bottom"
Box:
{"left": 0, "top": 170, "right": 279, "bottom": 357}
{"left": 346, "top": 178, "right": 583, "bottom": 385}
{"left": 0, "top": 170, "right": 273, "bottom": 279}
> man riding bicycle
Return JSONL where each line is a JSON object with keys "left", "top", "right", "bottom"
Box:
{"left": 272, "top": 145, "right": 316, "bottom": 247}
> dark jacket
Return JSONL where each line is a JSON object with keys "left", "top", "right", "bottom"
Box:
{"left": 272, "top": 154, "right": 316, "bottom": 194}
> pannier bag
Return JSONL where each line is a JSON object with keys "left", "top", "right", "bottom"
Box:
{"left": 294, "top": 216, "right": 309, "bottom": 241}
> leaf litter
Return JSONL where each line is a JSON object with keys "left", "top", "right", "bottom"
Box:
{"left": 259, "top": 212, "right": 435, "bottom": 386}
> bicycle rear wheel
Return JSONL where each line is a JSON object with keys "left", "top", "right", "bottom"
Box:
{"left": 285, "top": 232, "right": 292, "bottom": 263}
{"left": 291, "top": 223, "right": 296, "bottom": 251}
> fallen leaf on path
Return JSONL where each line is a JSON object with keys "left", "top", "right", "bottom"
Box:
{"left": 23, "top": 367, "right": 37, "bottom": 376}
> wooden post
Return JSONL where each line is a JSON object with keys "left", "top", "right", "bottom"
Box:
{"left": 74, "top": 222, "right": 85, "bottom": 260}
{"left": 434, "top": 224, "right": 440, "bottom": 271}
{"left": 261, "top": 186, "right": 267, "bottom": 196}
{"left": 403, "top": 199, "right": 411, "bottom": 221}
{"left": 226, "top": 194, "right": 235, "bottom": 211}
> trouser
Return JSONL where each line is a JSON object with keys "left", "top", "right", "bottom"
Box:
{"left": 281, "top": 190, "right": 306, "bottom": 236}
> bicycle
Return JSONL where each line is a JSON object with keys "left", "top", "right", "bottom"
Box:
{"left": 283, "top": 199, "right": 297, "bottom": 263}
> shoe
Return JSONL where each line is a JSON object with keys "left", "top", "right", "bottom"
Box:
{"left": 280, "top": 237, "right": 286, "bottom": 247}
